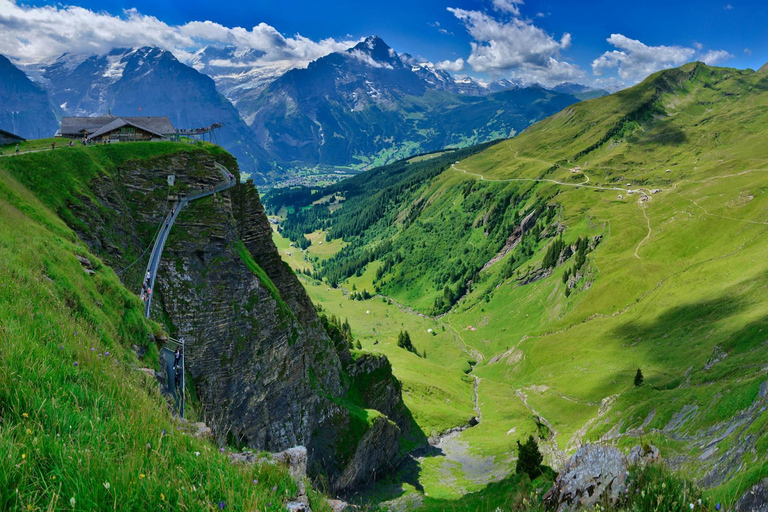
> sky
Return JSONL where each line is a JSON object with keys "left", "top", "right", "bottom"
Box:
{"left": 1, "top": 0, "right": 767, "bottom": 89}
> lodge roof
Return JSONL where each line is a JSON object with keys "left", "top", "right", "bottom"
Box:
{"left": 0, "top": 129, "right": 25, "bottom": 141}
{"left": 61, "top": 115, "right": 176, "bottom": 137}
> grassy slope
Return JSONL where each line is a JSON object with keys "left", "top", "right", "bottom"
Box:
{"left": 0, "top": 144, "right": 330, "bottom": 511}
{"left": 273, "top": 62, "right": 768, "bottom": 506}
{"left": 449, "top": 63, "right": 768, "bottom": 501}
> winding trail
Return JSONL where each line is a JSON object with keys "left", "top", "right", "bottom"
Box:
{"left": 143, "top": 163, "right": 235, "bottom": 317}
{"left": 634, "top": 205, "right": 652, "bottom": 259}
{"left": 451, "top": 163, "right": 627, "bottom": 193}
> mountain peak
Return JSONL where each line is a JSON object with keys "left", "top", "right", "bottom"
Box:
{"left": 759, "top": 61, "right": 768, "bottom": 74}
{"left": 349, "top": 36, "right": 400, "bottom": 67}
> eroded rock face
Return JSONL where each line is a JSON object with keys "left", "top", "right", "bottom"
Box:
{"left": 59, "top": 147, "right": 407, "bottom": 492}
{"left": 736, "top": 478, "right": 768, "bottom": 512}
{"left": 544, "top": 444, "right": 629, "bottom": 511}
{"left": 347, "top": 353, "right": 411, "bottom": 435}
{"left": 333, "top": 415, "right": 401, "bottom": 492}
{"left": 544, "top": 443, "right": 661, "bottom": 511}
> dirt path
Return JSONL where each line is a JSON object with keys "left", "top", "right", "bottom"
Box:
{"left": 634, "top": 205, "right": 652, "bottom": 259}
{"left": 451, "top": 164, "right": 625, "bottom": 192}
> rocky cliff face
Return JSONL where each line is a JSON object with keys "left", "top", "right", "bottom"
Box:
{"left": 55, "top": 145, "right": 410, "bottom": 491}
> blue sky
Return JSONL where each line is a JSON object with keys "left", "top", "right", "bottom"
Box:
{"left": 2, "top": 0, "right": 767, "bottom": 88}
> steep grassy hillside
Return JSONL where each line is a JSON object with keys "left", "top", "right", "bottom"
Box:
{"left": 268, "top": 62, "right": 768, "bottom": 506}
{"left": 0, "top": 145, "right": 331, "bottom": 510}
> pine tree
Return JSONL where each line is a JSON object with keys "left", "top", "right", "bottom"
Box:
{"left": 634, "top": 368, "right": 644, "bottom": 387}
{"left": 515, "top": 435, "right": 543, "bottom": 478}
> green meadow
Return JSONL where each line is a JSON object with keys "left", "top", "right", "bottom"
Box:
{"left": 270, "top": 62, "right": 768, "bottom": 508}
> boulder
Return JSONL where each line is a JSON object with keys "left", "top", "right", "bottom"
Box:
{"left": 544, "top": 444, "right": 629, "bottom": 511}
{"left": 285, "top": 496, "right": 311, "bottom": 512}
{"left": 326, "top": 499, "right": 351, "bottom": 511}
{"left": 193, "top": 422, "right": 213, "bottom": 440}
{"left": 273, "top": 446, "right": 309, "bottom": 481}
{"left": 229, "top": 445, "right": 307, "bottom": 482}
{"left": 627, "top": 444, "right": 661, "bottom": 466}
{"left": 735, "top": 478, "right": 768, "bottom": 512}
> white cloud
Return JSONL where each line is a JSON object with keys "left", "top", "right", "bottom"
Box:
{"left": 693, "top": 41, "right": 704, "bottom": 51}
{"left": 592, "top": 34, "right": 695, "bottom": 83}
{"left": 744, "top": 48, "right": 753, "bottom": 55}
{"left": 0, "top": 0, "right": 355, "bottom": 70}
{"left": 447, "top": 6, "right": 583, "bottom": 86}
{"left": 701, "top": 49, "right": 734, "bottom": 65}
{"left": 492, "top": 0, "right": 525, "bottom": 16}
{"left": 592, "top": 34, "right": 734, "bottom": 85}
{"left": 435, "top": 58, "right": 465, "bottom": 72}
{"left": 348, "top": 49, "right": 393, "bottom": 69}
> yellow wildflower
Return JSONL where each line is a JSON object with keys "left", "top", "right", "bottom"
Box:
{"left": 139, "top": 473, "right": 146, "bottom": 479}
{"left": 22, "top": 413, "right": 29, "bottom": 418}
{"left": 21, "top": 453, "right": 26, "bottom": 460}
{"left": 160, "top": 493, "right": 165, "bottom": 501}
{"left": 26, "top": 429, "right": 32, "bottom": 435}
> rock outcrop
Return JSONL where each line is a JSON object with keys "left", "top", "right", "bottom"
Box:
{"left": 736, "top": 478, "right": 768, "bottom": 512}
{"left": 544, "top": 444, "right": 660, "bottom": 511}
{"left": 56, "top": 145, "right": 408, "bottom": 492}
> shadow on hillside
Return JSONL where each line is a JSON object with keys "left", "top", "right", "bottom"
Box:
{"left": 608, "top": 290, "right": 754, "bottom": 391}
{"left": 635, "top": 120, "right": 687, "bottom": 146}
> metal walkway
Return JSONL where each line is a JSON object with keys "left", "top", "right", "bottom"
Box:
{"left": 141, "top": 163, "right": 235, "bottom": 418}
{"left": 143, "top": 163, "right": 235, "bottom": 318}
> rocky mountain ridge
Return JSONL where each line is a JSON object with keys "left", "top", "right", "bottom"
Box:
{"left": 244, "top": 36, "right": 590, "bottom": 171}
{"left": 0, "top": 54, "right": 59, "bottom": 139}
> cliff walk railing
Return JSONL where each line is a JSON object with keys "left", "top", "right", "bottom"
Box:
{"left": 141, "top": 163, "right": 234, "bottom": 417}
{"left": 142, "top": 162, "right": 235, "bottom": 318}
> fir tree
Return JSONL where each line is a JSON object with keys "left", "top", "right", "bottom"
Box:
{"left": 634, "top": 368, "right": 644, "bottom": 387}
{"left": 515, "top": 435, "right": 543, "bottom": 478}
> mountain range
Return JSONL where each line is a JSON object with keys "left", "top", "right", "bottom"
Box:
{"left": 1, "top": 36, "right": 606, "bottom": 183}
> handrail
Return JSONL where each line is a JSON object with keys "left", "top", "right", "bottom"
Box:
{"left": 140, "top": 162, "right": 235, "bottom": 418}
{"left": 142, "top": 162, "right": 235, "bottom": 318}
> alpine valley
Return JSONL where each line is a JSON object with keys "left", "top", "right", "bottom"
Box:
{"left": 3, "top": 5, "right": 768, "bottom": 512}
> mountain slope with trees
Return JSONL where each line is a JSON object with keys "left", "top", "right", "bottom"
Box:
{"left": 267, "top": 61, "right": 768, "bottom": 506}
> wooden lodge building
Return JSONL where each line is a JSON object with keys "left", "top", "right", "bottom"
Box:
{"left": 60, "top": 115, "right": 176, "bottom": 142}
{"left": 0, "top": 129, "right": 25, "bottom": 145}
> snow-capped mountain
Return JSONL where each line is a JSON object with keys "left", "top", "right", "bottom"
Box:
{"left": 19, "top": 47, "right": 271, "bottom": 182}
{"left": 186, "top": 45, "right": 294, "bottom": 109}
{"left": 244, "top": 36, "right": 584, "bottom": 169}
{"left": 0, "top": 55, "right": 59, "bottom": 139}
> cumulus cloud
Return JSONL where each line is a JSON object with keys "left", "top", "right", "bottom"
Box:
{"left": 447, "top": 6, "right": 583, "bottom": 86}
{"left": 492, "top": 0, "right": 525, "bottom": 16}
{"left": 592, "top": 34, "right": 734, "bottom": 85}
{"left": 701, "top": 49, "right": 734, "bottom": 65}
{"left": 435, "top": 58, "right": 465, "bottom": 72}
{"left": 0, "top": 0, "right": 355, "bottom": 69}
{"left": 592, "top": 34, "right": 695, "bottom": 82}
